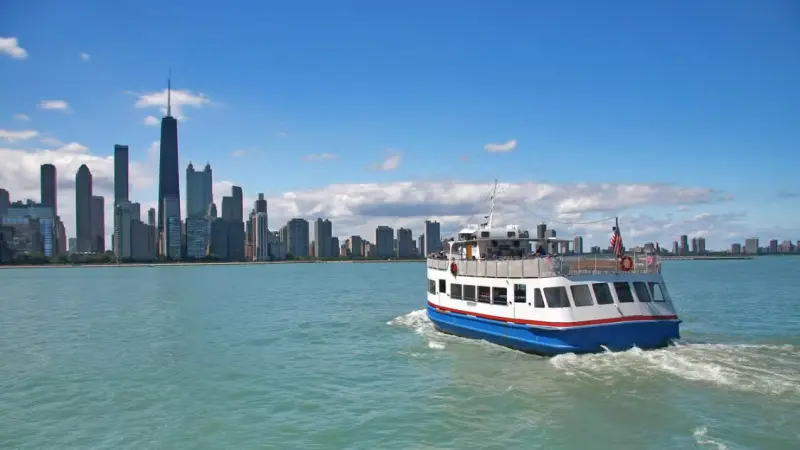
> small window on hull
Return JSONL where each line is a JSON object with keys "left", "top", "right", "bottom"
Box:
{"left": 533, "top": 288, "right": 545, "bottom": 308}
{"left": 614, "top": 282, "right": 635, "bottom": 303}
{"left": 570, "top": 285, "right": 594, "bottom": 307}
{"left": 492, "top": 287, "right": 508, "bottom": 305}
{"left": 451, "top": 283, "right": 463, "bottom": 299}
{"left": 439, "top": 279, "right": 447, "bottom": 294}
{"left": 428, "top": 279, "right": 436, "bottom": 294}
{"left": 514, "top": 284, "right": 526, "bottom": 303}
{"left": 463, "top": 285, "right": 476, "bottom": 301}
{"left": 478, "top": 286, "right": 491, "bottom": 303}
{"left": 632, "top": 282, "right": 652, "bottom": 302}
{"left": 592, "top": 283, "right": 615, "bottom": 305}
{"left": 544, "top": 287, "right": 571, "bottom": 308}
{"left": 649, "top": 282, "right": 666, "bottom": 302}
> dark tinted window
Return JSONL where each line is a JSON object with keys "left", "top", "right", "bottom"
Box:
{"left": 544, "top": 287, "right": 571, "bottom": 308}
{"left": 514, "top": 284, "right": 526, "bottom": 303}
{"left": 633, "top": 282, "right": 651, "bottom": 302}
{"left": 428, "top": 279, "right": 436, "bottom": 294}
{"left": 439, "top": 279, "right": 447, "bottom": 294}
{"left": 534, "top": 289, "right": 545, "bottom": 308}
{"left": 614, "top": 282, "right": 635, "bottom": 303}
{"left": 451, "top": 284, "right": 462, "bottom": 299}
{"left": 463, "top": 285, "right": 476, "bottom": 301}
{"left": 592, "top": 283, "right": 614, "bottom": 305}
{"left": 649, "top": 282, "right": 665, "bottom": 302}
{"left": 478, "top": 286, "right": 491, "bottom": 303}
{"left": 570, "top": 285, "right": 594, "bottom": 307}
{"left": 492, "top": 287, "right": 507, "bottom": 305}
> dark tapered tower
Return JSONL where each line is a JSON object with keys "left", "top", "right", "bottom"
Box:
{"left": 40, "top": 163, "right": 57, "bottom": 217}
{"left": 75, "top": 164, "right": 93, "bottom": 253}
{"left": 157, "top": 75, "right": 181, "bottom": 234}
{"left": 114, "top": 145, "right": 129, "bottom": 204}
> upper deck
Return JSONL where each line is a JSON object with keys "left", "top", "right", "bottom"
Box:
{"left": 427, "top": 254, "right": 661, "bottom": 278}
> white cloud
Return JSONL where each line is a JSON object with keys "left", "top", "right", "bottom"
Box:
{"left": 40, "top": 137, "right": 64, "bottom": 147}
{"left": 0, "top": 37, "right": 27, "bottom": 59}
{"left": 484, "top": 139, "right": 517, "bottom": 152}
{"left": 371, "top": 151, "right": 402, "bottom": 171}
{"left": 79, "top": 52, "right": 90, "bottom": 62}
{"left": 0, "top": 142, "right": 158, "bottom": 247}
{"left": 0, "top": 129, "right": 39, "bottom": 143}
{"left": 39, "top": 100, "right": 70, "bottom": 111}
{"left": 143, "top": 115, "right": 158, "bottom": 126}
{"left": 199, "top": 180, "right": 748, "bottom": 248}
{"left": 13, "top": 113, "right": 30, "bottom": 121}
{"left": 303, "top": 153, "right": 338, "bottom": 162}
{"left": 133, "top": 88, "right": 211, "bottom": 121}
{"left": 231, "top": 150, "right": 246, "bottom": 158}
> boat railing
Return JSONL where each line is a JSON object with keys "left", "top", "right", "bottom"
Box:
{"left": 426, "top": 254, "right": 661, "bottom": 278}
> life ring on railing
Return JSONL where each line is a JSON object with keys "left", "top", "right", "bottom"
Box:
{"left": 450, "top": 262, "right": 458, "bottom": 276}
{"left": 620, "top": 256, "right": 633, "bottom": 272}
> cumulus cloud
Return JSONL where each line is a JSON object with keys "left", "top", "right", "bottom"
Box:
{"left": 79, "top": 52, "right": 90, "bottom": 62}
{"left": 485, "top": 139, "right": 517, "bottom": 152}
{"left": 0, "top": 37, "right": 27, "bottom": 59}
{"left": 39, "top": 137, "right": 63, "bottom": 147}
{"left": 371, "top": 151, "right": 402, "bottom": 171}
{"left": 203, "top": 180, "right": 747, "bottom": 248}
{"left": 39, "top": 100, "right": 70, "bottom": 111}
{"left": 303, "top": 153, "right": 338, "bottom": 162}
{"left": 0, "top": 129, "right": 39, "bottom": 143}
{"left": 133, "top": 87, "right": 211, "bottom": 121}
{"left": 13, "top": 113, "right": 30, "bottom": 121}
{"left": 0, "top": 142, "right": 158, "bottom": 247}
{"left": 143, "top": 115, "right": 159, "bottom": 126}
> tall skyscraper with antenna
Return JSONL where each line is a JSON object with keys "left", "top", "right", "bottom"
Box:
{"left": 157, "top": 74, "right": 181, "bottom": 256}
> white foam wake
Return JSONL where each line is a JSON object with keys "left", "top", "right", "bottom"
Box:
{"left": 550, "top": 342, "right": 800, "bottom": 397}
{"left": 693, "top": 426, "right": 729, "bottom": 449}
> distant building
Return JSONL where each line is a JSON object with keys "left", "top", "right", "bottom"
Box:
{"left": 731, "top": 243, "right": 742, "bottom": 254}
{"left": 114, "top": 201, "right": 140, "bottom": 260}
{"left": 679, "top": 235, "right": 688, "bottom": 255}
{"left": 4, "top": 202, "right": 55, "bottom": 257}
{"left": 375, "top": 226, "right": 394, "bottom": 258}
{"left": 40, "top": 164, "right": 57, "bottom": 217}
{"left": 424, "top": 220, "right": 441, "bottom": 255}
{"left": 114, "top": 144, "right": 129, "bottom": 204}
{"left": 285, "top": 218, "right": 310, "bottom": 257}
{"left": 0, "top": 188, "right": 9, "bottom": 215}
{"left": 162, "top": 196, "right": 181, "bottom": 260}
{"left": 331, "top": 236, "right": 339, "bottom": 257}
{"left": 313, "top": 218, "right": 333, "bottom": 258}
{"left": 186, "top": 162, "right": 213, "bottom": 219}
{"left": 254, "top": 212, "right": 270, "bottom": 261}
{"left": 185, "top": 216, "right": 209, "bottom": 259}
{"left": 573, "top": 236, "right": 584, "bottom": 254}
{"left": 75, "top": 164, "right": 93, "bottom": 253}
{"left": 744, "top": 238, "right": 759, "bottom": 255}
{"left": 91, "top": 195, "right": 105, "bottom": 253}
{"left": 348, "top": 235, "right": 363, "bottom": 257}
{"left": 672, "top": 241, "right": 679, "bottom": 255}
{"left": 397, "top": 228, "right": 414, "bottom": 258}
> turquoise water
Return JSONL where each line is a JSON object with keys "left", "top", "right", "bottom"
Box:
{"left": 1, "top": 258, "right": 798, "bottom": 449}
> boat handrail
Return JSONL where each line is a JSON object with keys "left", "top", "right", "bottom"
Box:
{"left": 426, "top": 254, "right": 661, "bottom": 278}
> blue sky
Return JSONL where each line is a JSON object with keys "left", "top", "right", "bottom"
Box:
{"left": 1, "top": 0, "right": 798, "bottom": 249}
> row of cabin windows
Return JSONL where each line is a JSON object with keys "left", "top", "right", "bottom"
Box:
{"left": 429, "top": 280, "right": 666, "bottom": 308}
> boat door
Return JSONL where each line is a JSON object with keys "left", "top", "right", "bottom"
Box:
{"left": 511, "top": 283, "right": 525, "bottom": 319}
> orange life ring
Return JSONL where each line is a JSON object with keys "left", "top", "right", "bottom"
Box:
{"left": 620, "top": 256, "right": 633, "bottom": 272}
{"left": 450, "top": 262, "right": 458, "bottom": 276}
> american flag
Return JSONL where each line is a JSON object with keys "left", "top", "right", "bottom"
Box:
{"left": 609, "top": 218, "right": 624, "bottom": 258}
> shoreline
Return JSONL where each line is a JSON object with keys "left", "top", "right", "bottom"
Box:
{"left": 0, "top": 259, "right": 427, "bottom": 270}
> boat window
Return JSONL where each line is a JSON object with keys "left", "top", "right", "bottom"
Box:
{"left": 451, "top": 283, "right": 463, "bottom": 299}
{"left": 544, "top": 287, "right": 571, "bottom": 308}
{"left": 513, "top": 284, "right": 526, "bottom": 303}
{"left": 463, "top": 285, "right": 476, "bottom": 301}
{"left": 613, "top": 282, "right": 635, "bottom": 303}
{"left": 533, "top": 289, "right": 545, "bottom": 308}
{"left": 439, "top": 279, "right": 447, "bottom": 295}
{"left": 632, "top": 282, "right": 651, "bottom": 302}
{"left": 428, "top": 279, "right": 436, "bottom": 294}
{"left": 570, "top": 285, "right": 594, "bottom": 307}
{"left": 649, "top": 282, "right": 666, "bottom": 302}
{"left": 492, "top": 287, "right": 507, "bottom": 305}
{"left": 477, "top": 286, "right": 491, "bottom": 303}
{"left": 507, "top": 231, "right": 515, "bottom": 238}
{"left": 481, "top": 231, "right": 490, "bottom": 238}
{"left": 592, "top": 283, "right": 615, "bottom": 305}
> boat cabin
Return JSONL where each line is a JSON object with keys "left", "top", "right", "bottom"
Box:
{"left": 449, "top": 225, "right": 572, "bottom": 260}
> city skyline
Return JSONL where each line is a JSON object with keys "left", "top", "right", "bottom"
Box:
{"left": 1, "top": 2, "right": 798, "bottom": 249}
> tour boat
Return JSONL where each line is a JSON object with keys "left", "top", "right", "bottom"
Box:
{"left": 425, "top": 183, "right": 681, "bottom": 355}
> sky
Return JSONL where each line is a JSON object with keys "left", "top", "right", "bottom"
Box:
{"left": 1, "top": 0, "right": 798, "bottom": 250}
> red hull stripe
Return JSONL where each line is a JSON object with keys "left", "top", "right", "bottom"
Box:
{"left": 427, "top": 301, "right": 678, "bottom": 328}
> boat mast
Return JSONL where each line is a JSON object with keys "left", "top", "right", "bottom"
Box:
{"left": 486, "top": 179, "right": 498, "bottom": 228}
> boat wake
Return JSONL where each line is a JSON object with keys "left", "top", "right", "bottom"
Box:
{"left": 389, "top": 309, "right": 800, "bottom": 398}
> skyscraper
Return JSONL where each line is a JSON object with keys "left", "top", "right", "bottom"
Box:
{"left": 313, "top": 218, "right": 332, "bottom": 258}
{"left": 40, "top": 163, "right": 57, "bottom": 217}
{"left": 157, "top": 76, "right": 181, "bottom": 235}
{"left": 0, "top": 188, "right": 9, "bottom": 215}
{"left": 90, "top": 195, "right": 105, "bottom": 253}
{"left": 114, "top": 144, "right": 129, "bottom": 204}
{"left": 75, "top": 165, "right": 92, "bottom": 253}
{"left": 375, "top": 226, "right": 394, "bottom": 258}
{"left": 186, "top": 162, "right": 213, "bottom": 218}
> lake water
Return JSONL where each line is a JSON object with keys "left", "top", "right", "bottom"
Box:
{"left": 1, "top": 258, "right": 798, "bottom": 449}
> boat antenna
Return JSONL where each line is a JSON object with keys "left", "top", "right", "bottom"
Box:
{"left": 486, "top": 179, "right": 498, "bottom": 228}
